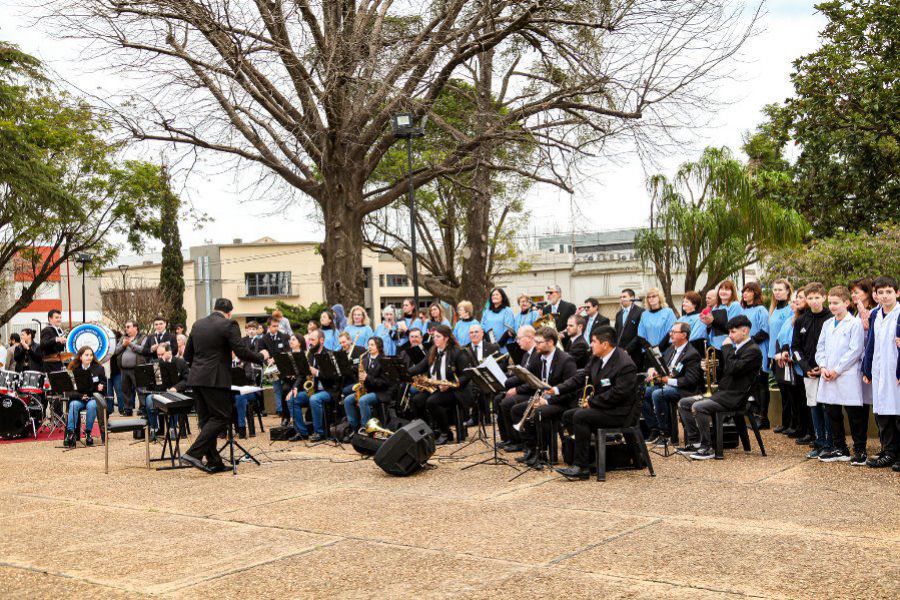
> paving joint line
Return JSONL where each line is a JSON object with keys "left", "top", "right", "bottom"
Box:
{"left": 0, "top": 560, "right": 157, "bottom": 597}
{"left": 544, "top": 518, "right": 664, "bottom": 565}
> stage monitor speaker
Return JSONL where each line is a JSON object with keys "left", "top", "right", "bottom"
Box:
{"left": 374, "top": 419, "right": 436, "bottom": 476}
{"left": 350, "top": 432, "right": 385, "bottom": 456}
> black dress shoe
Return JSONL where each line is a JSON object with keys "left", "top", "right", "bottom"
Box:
{"left": 526, "top": 452, "right": 548, "bottom": 467}
{"left": 180, "top": 454, "right": 211, "bottom": 473}
{"left": 434, "top": 434, "right": 451, "bottom": 446}
{"left": 237, "top": 426, "right": 247, "bottom": 439}
{"left": 207, "top": 462, "right": 228, "bottom": 474}
{"left": 757, "top": 419, "right": 771, "bottom": 430}
{"left": 309, "top": 433, "right": 325, "bottom": 442}
{"left": 503, "top": 443, "right": 524, "bottom": 453}
{"left": 64, "top": 432, "right": 75, "bottom": 448}
{"left": 795, "top": 434, "right": 814, "bottom": 445}
{"left": 516, "top": 449, "right": 536, "bottom": 464}
{"left": 281, "top": 417, "right": 290, "bottom": 427}
{"left": 463, "top": 418, "right": 476, "bottom": 427}
{"left": 784, "top": 428, "right": 799, "bottom": 437}
{"left": 85, "top": 433, "right": 93, "bottom": 447}
{"left": 773, "top": 425, "right": 786, "bottom": 434}
{"left": 555, "top": 465, "right": 590, "bottom": 480}
{"left": 288, "top": 433, "right": 308, "bottom": 442}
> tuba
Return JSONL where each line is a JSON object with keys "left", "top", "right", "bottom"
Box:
{"left": 532, "top": 312, "right": 557, "bottom": 330}
{"left": 362, "top": 418, "right": 394, "bottom": 439}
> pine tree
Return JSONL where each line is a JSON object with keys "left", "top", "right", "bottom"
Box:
{"left": 158, "top": 167, "right": 187, "bottom": 328}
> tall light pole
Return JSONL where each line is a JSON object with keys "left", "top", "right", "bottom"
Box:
{"left": 75, "top": 254, "right": 94, "bottom": 324}
{"left": 117, "top": 264, "right": 129, "bottom": 289}
{"left": 391, "top": 113, "right": 425, "bottom": 310}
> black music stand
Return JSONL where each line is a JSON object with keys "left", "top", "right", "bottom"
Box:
{"left": 506, "top": 366, "right": 554, "bottom": 481}
{"left": 219, "top": 367, "right": 261, "bottom": 474}
{"left": 640, "top": 340, "right": 675, "bottom": 457}
{"left": 46, "top": 371, "right": 75, "bottom": 439}
{"left": 461, "top": 366, "right": 519, "bottom": 472}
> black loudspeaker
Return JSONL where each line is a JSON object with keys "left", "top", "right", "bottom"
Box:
{"left": 374, "top": 419, "right": 436, "bottom": 476}
{"left": 269, "top": 426, "right": 295, "bottom": 441}
{"left": 350, "top": 432, "right": 385, "bottom": 456}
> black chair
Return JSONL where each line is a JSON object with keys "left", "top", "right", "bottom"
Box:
{"left": 594, "top": 388, "right": 656, "bottom": 482}
{"left": 713, "top": 398, "right": 766, "bottom": 459}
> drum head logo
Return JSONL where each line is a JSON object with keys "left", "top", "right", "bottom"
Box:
{"left": 2, "top": 399, "right": 11, "bottom": 408}
{"left": 67, "top": 323, "right": 113, "bottom": 362}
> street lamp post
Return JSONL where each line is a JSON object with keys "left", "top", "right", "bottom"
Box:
{"left": 117, "top": 264, "right": 129, "bottom": 289}
{"left": 391, "top": 113, "right": 425, "bottom": 310}
{"left": 75, "top": 254, "right": 93, "bottom": 324}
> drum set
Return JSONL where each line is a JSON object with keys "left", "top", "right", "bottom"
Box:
{"left": 0, "top": 370, "right": 51, "bottom": 440}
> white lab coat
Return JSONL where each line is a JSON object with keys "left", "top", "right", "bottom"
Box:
{"left": 815, "top": 314, "right": 864, "bottom": 407}
{"left": 871, "top": 304, "right": 900, "bottom": 416}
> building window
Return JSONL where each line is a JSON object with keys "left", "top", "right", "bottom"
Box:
{"left": 245, "top": 272, "right": 291, "bottom": 297}
{"left": 385, "top": 274, "right": 409, "bottom": 287}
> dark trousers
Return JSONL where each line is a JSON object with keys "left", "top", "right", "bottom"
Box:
{"left": 185, "top": 386, "right": 231, "bottom": 465}
{"left": 496, "top": 393, "right": 528, "bottom": 443}
{"left": 825, "top": 404, "right": 869, "bottom": 453}
{"left": 678, "top": 396, "right": 727, "bottom": 447}
{"left": 411, "top": 390, "right": 456, "bottom": 435}
{"left": 562, "top": 407, "right": 624, "bottom": 468}
{"left": 510, "top": 402, "right": 565, "bottom": 450}
{"left": 788, "top": 381, "right": 809, "bottom": 435}
{"left": 875, "top": 414, "right": 900, "bottom": 457}
{"left": 120, "top": 368, "right": 138, "bottom": 412}
{"left": 775, "top": 381, "right": 794, "bottom": 429}
{"left": 754, "top": 372, "right": 770, "bottom": 422}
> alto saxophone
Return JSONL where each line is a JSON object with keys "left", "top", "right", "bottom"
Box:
{"left": 353, "top": 354, "right": 367, "bottom": 402}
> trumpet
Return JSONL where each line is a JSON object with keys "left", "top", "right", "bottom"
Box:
{"left": 361, "top": 418, "right": 394, "bottom": 439}
{"left": 702, "top": 342, "right": 719, "bottom": 398}
{"left": 579, "top": 382, "right": 595, "bottom": 408}
{"left": 532, "top": 312, "right": 557, "bottom": 331}
{"left": 513, "top": 390, "right": 543, "bottom": 432}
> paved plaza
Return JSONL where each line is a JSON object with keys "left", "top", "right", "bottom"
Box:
{"left": 0, "top": 418, "right": 897, "bottom": 599}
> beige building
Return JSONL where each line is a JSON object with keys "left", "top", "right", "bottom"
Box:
{"left": 99, "top": 238, "right": 431, "bottom": 329}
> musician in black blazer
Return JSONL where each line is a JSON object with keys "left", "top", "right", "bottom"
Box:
{"left": 551, "top": 326, "right": 639, "bottom": 479}
{"left": 342, "top": 336, "right": 395, "bottom": 433}
{"left": 508, "top": 326, "right": 578, "bottom": 466}
{"left": 614, "top": 289, "right": 645, "bottom": 369}
{"left": 40, "top": 309, "right": 67, "bottom": 373}
{"left": 259, "top": 316, "right": 292, "bottom": 423}
{"left": 541, "top": 285, "right": 577, "bottom": 331}
{"left": 408, "top": 324, "right": 473, "bottom": 445}
{"left": 562, "top": 315, "right": 590, "bottom": 369}
{"left": 497, "top": 325, "right": 541, "bottom": 447}
{"left": 677, "top": 315, "right": 763, "bottom": 460}
{"left": 642, "top": 322, "right": 704, "bottom": 442}
{"left": 400, "top": 328, "right": 428, "bottom": 368}
{"left": 181, "top": 299, "right": 266, "bottom": 473}
{"left": 462, "top": 324, "right": 500, "bottom": 426}
{"left": 13, "top": 328, "right": 42, "bottom": 372}
{"left": 142, "top": 316, "right": 178, "bottom": 361}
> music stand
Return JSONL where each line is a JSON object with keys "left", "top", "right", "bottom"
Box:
{"left": 220, "top": 367, "right": 262, "bottom": 474}
{"left": 45, "top": 371, "right": 75, "bottom": 438}
{"left": 304, "top": 352, "right": 344, "bottom": 446}
{"left": 640, "top": 341, "right": 675, "bottom": 457}
{"left": 460, "top": 365, "right": 519, "bottom": 472}
{"left": 273, "top": 352, "right": 299, "bottom": 379}
{"left": 506, "top": 366, "right": 554, "bottom": 481}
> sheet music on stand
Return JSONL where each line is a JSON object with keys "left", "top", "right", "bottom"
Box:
{"left": 466, "top": 355, "right": 507, "bottom": 387}
{"left": 466, "top": 364, "right": 506, "bottom": 395}
{"left": 333, "top": 351, "right": 351, "bottom": 378}
{"left": 510, "top": 365, "right": 551, "bottom": 391}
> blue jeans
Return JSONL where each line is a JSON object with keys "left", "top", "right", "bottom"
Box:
{"left": 67, "top": 398, "right": 98, "bottom": 433}
{"left": 642, "top": 385, "right": 680, "bottom": 434}
{"left": 110, "top": 373, "right": 125, "bottom": 413}
{"left": 273, "top": 378, "right": 285, "bottom": 415}
{"left": 810, "top": 403, "right": 833, "bottom": 450}
{"left": 234, "top": 393, "right": 256, "bottom": 428}
{"left": 144, "top": 395, "right": 177, "bottom": 432}
{"left": 289, "top": 390, "right": 333, "bottom": 436}
{"left": 344, "top": 392, "right": 380, "bottom": 429}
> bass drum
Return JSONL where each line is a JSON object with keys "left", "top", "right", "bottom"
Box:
{"left": 0, "top": 393, "right": 43, "bottom": 439}
{"left": 66, "top": 323, "right": 115, "bottom": 363}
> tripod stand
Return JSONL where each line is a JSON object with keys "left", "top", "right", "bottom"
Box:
{"left": 508, "top": 411, "right": 552, "bottom": 481}
{"left": 459, "top": 366, "right": 519, "bottom": 472}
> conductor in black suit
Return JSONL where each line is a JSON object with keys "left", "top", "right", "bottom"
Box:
{"left": 677, "top": 315, "right": 762, "bottom": 460}
{"left": 181, "top": 298, "right": 267, "bottom": 473}
{"left": 641, "top": 321, "right": 704, "bottom": 443}
{"left": 541, "top": 285, "right": 577, "bottom": 331}
{"left": 550, "top": 326, "right": 638, "bottom": 480}
{"left": 614, "top": 288, "right": 644, "bottom": 369}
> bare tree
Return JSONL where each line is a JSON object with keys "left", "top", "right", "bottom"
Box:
{"left": 50, "top": 0, "right": 759, "bottom": 307}
{"left": 101, "top": 283, "right": 173, "bottom": 333}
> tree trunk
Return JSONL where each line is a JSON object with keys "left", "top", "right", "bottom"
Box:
{"left": 320, "top": 192, "right": 366, "bottom": 309}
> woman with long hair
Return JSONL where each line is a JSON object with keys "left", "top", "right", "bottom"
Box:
{"left": 636, "top": 287, "right": 676, "bottom": 353}
{"left": 319, "top": 309, "right": 341, "bottom": 352}
{"left": 775, "top": 289, "right": 810, "bottom": 440}
{"left": 481, "top": 288, "right": 516, "bottom": 351}
{"left": 408, "top": 324, "right": 473, "bottom": 445}
{"left": 768, "top": 279, "right": 794, "bottom": 432}
{"left": 701, "top": 280, "right": 742, "bottom": 356}
{"left": 343, "top": 337, "right": 393, "bottom": 432}
{"left": 64, "top": 346, "right": 106, "bottom": 448}
{"left": 343, "top": 305, "right": 374, "bottom": 348}
{"left": 423, "top": 303, "right": 450, "bottom": 348}
{"left": 741, "top": 281, "right": 772, "bottom": 428}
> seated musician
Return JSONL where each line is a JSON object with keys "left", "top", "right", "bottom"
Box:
{"left": 677, "top": 315, "right": 762, "bottom": 460}
{"left": 563, "top": 315, "right": 590, "bottom": 368}
{"left": 343, "top": 337, "right": 393, "bottom": 433}
{"left": 508, "top": 326, "right": 577, "bottom": 467}
{"left": 550, "top": 326, "right": 638, "bottom": 480}
{"left": 497, "top": 325, "right": 539, "bottom": 450}
{"left": 286, "top": 330, "right": 341, "bottom": 442}
{"left": 464, "top": 324, "right": 500, "bottom": 427}
{"left": 338, "top": 331, "right": 366, "bottom": 400}
{"left": 64, "top": 346, "right": 107, "bottom": 448}
{"left": 400, "top": 328, "right": 427, "bottom": 367}
{"left": 13, "top": 328, "right": 43, "bottom": 372}
{"left": 641, "top": 321, "right": 703, "bottom": 445}
{"left": 408, "top": 324, "right": 473, "bottom": 445}
{"left": 144, "top": 343, "right": 190, "bottom": 441}
{"left": 260, "top": 316, "right": 292, "bottom": 426}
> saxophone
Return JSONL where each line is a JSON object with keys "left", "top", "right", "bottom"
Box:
{"left": 353, "top": 354, "right": 367, "bottom": 401}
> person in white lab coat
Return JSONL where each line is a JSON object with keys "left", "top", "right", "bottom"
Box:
{"left": 861, "top": 276, "right": 900, "bottom": 470}
{"left": 815, "top": 286, "right": 868, "bottom": 465}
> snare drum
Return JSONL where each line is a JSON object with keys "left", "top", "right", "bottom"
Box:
{"left": 18, "top": 370, "right": 45, "bottom": 394}
{"left": 0, "top": 370, "right": 20, "bottom": 395}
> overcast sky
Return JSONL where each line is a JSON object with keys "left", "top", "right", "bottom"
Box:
{"left": 1, "top": 1, "right": 827, "bottom": 253}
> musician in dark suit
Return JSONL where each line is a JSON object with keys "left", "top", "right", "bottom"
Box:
{"left": 641, "top": 321, "right": 704, "bottom": 444}
{"left": 582, "top": 297, "right": 611, "bottom": 339}
{"left": 552, "top": 326, "right": 639, "bottom": 479}
{"left": 541, "top": 285, "right": 577, "bottom": 331}
{"left": 181, "top": 298, "right": 267, "bottom": 473}
{"left": 614, "top": 289, "right": 644, "bottom": 369}
{"left": 13, "top": 328, "right": 42, "bottom": 372}
{"left": 562, "top": 315, "right": 590, "bottom": 368}
{"left": 142, "top": 316, "right": 178, "bottom": 361}
{"left": 497, "top": 325, "right": 541, "bottom": 448}
{"left": 287, "top": 329, "right": 342, "bottom": 442}
{"left": 339, "top": 331, "right": 367, "bottom": 396}
{"left": 259, "top": 316, "right": 292, "bottom": 425}
{"left": 677, "top": 315, "right": 763, "bottom": 460}
{"left": 509, "top": 326, "right": 578, "bottom": 466}
{"left": 144, "top": 342, "right": 191, "bottom": 440}
{"left": 400, "top": 328, "right": 427, "bottom": 367}
{"left": 408, "top": 324, "right": 473, "bottom": 445}
{"left": 40, "top": 309, "right": 67, "bottom": 373}
{"left": 463, "top": 324, "right": 500, "bottom": 426}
